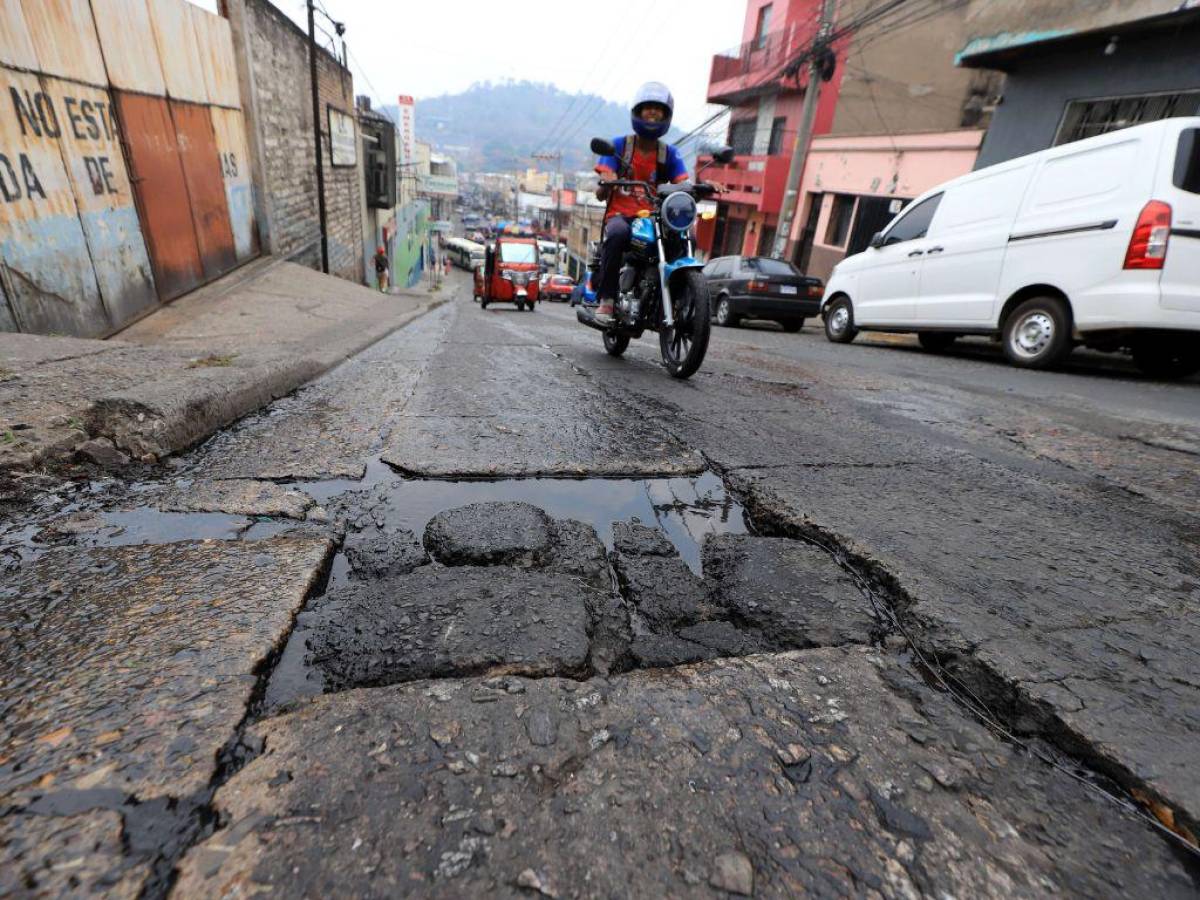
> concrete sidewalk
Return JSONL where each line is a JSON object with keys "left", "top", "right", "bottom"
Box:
{"left": 0, "top": 259, "right": 441, "bottom": 470}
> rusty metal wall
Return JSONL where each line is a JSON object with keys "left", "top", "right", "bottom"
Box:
{"left": 171, "top": 100, "right": 236, "bottom": 279}
{"left": 146, "top": 0, "right": 208, "bottom": 104}
{"left": 43, "top": 75, "right": 157, "bottom": 325}
{"left": 210, "top": 106, "right": 258, "bottom": 261}
{"left": 0, "top": 67, "right": 110, "bottom": 335}
{"left": 116, "top": 92, "right": 203, "bottom": 300}
{"left": 0, "top": 0, "right": 259, "bottom": 336}
{"left": 91, "top": 0, "right": 167, "bottom": 96}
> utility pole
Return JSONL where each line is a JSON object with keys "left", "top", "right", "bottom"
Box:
{"left": 532, "top": 151, "right": 563, "bottom": 273}
{"left": 771, "top": 0, "right": 835, "bottom": 262}
{"left": 307, "top": 0, "right": 329, "bottom": 274}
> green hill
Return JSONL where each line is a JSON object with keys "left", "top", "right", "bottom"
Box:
{"left": 382, "top": 80, "right": 682, "bottom": 175}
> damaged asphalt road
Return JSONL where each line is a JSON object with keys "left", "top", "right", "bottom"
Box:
{"left": 2, "top": 273, "right": 1200, "bottom": 896}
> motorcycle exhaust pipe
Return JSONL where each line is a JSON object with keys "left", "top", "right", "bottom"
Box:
{"left": 576, "top": 308, "right": 608, "bottom": 332}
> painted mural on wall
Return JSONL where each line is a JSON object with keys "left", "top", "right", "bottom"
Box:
{"left": 0, "top": 0, "right": 258, "bottom": 337}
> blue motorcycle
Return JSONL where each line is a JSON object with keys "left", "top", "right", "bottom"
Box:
{"left": 577, "top": 138, "right": 733, "bottom": 380}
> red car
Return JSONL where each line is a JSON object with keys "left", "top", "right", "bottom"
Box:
{"left": 541, "top": 274, "right": 575, "bottom": 302}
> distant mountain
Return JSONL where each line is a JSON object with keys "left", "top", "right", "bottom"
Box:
{"left": 381, "top": 80, "right": 682, "bottom": 176}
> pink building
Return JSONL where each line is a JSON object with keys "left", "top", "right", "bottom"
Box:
{"left": 793, "top": 130, "right": 984, "bottom": 281}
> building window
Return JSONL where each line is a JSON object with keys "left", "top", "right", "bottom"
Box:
{"left": 1055, "top": 91, "right": 1200, "bottom": 145}
{"left": 754, "top": 4, "right": 773, "bottom": 50}
{"left": 824, "top": 194, "right": 857, "bottom": 248}
{"left": 767, "top": 117, "right": 787, "bottom": 156}
{"left": 729, "top": 119, "right": 757, "bottom": 155}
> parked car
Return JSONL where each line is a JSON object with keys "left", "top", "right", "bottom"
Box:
{"left": 542, "top": 274, "right": 575, "bottom": 302}
{"left": 821, "top": 117, "right": 1200, "bottom": 378}
{"left": 703, "top": 255, "right": 824, "bottom": 331}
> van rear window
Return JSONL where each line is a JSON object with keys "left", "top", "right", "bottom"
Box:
{"left": 1176, "top": 129, "right": 1200, "bottom": 194}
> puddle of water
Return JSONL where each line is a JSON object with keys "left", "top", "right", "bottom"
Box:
{"left": 332, "top": 468, "right": 746, "bottom": 575}
{"left": 92, "top": 510, "right": 250, "bottom": 545}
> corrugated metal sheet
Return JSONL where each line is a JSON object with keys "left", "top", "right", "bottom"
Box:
{"left": 115, "top": 90, "right": 203, "bottom": 300}
{"left": 42, "top": 75, "right": 157, "bottom": 325}
{"left": 171, "top": 99, "right": 235, "bottom": 278}
{"left": 90, "top": 0, "right": 166, "bottom": 96}
{"left": 20, "top": 0, "right": 108, "bottom": 87}
{"left": 0, "top": 66, "right": 110, "bottom": 335}
{"left": 0, "top": 0, "right": 39, "bottom": 70}
{"left": 192, "top": 6, "right": 240, "bottom": 108}
{"left": 147, "top": 0, "right": 207, "bottom": 104}
{"left": 210, "top": 106, "right": 257, "bottom": 262}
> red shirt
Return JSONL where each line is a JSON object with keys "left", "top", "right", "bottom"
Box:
{"left": 596, "top": 142, "right": 687, "bottom": 220}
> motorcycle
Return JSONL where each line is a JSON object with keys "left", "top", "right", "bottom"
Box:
{"left": 576, "top": 138, "right": 734, "bottom": 380}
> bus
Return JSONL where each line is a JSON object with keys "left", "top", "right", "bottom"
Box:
{"left": 445, "top": 238, "right": 486, "bottom": 271}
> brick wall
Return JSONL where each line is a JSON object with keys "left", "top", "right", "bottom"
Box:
{"left": 225, "top": 0, "right": 364, "bottom": 283}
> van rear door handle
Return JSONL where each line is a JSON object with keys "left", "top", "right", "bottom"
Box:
{"left": 907, "top": 250, "right": 924, "bottom": 257}
{"left": 927, "top": 246, "right": 945, "bottom": 254}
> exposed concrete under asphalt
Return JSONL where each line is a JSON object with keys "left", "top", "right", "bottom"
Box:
{"left": 5, "top": 275, "right": 1200, "bottom": 896}
{"left": 172, "top": 650, "right": 1197, "bottom": 899}
{"left": 0, "top": 535, "right": 333, "bottom": 896}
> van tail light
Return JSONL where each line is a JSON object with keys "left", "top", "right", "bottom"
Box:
{"left": 1124, "top": 200, "right": 1172, "bottom": 270}
{"left": 746, "top": 280, "right": 771, "bottom": 292}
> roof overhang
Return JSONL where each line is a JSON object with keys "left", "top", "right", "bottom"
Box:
{"left": 956, "top": 7, "right": 1200, "bottom": 70}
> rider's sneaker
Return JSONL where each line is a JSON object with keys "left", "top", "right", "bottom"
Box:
{"left": 593, "top": 299, "right": 615, "bottom": 326}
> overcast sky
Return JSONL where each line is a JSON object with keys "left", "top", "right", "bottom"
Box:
{"left": 194, "top": 0, "right": 745, "bottom": 132}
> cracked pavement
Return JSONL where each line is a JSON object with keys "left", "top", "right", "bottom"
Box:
{"left": 2, "top": 272, "right": 1199, "bottom": 897}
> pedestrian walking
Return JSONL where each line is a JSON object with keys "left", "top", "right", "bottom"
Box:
{"left": 443, "top": 255, "right": 451, "bottom": 278}
{"left": 374, "top": 245, "right": 390, "bottom": 293}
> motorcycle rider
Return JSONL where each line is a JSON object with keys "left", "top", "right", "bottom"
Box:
{"left": 593, "top": 81, "right": 689, "bottom": 326}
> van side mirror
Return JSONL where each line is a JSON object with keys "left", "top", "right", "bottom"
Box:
{"left": 869, "top": 231, "right": 885, "bottom": 249}
{"left": 590, "top": 138, "right": 616, "bottom": 157}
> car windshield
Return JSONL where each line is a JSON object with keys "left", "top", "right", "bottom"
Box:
{"left": 499, "top": 242, "right": 537, "bottom": 264}
{"left": 744, "top": 257, "right": 797, "bottom": 276}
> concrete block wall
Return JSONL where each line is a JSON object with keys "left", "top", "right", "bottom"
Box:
{"left": 225, "top": 0, "right": 364, "bottom": 284}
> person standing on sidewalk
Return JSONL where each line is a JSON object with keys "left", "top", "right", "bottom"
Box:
{"left": 374, "top": 245, "right": 390, "bottom": 293}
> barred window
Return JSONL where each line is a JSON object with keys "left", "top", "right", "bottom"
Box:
{"left": 1055, "top": 91, "right": 1200, "bottom": 145}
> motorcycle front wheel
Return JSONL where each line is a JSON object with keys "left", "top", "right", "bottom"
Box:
{"left": 659, "top": 270, "right": 711, "bottom": 380}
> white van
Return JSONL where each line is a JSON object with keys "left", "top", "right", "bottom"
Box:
{"left": 820, "top": 117, "right": 1200, "bottom": 378}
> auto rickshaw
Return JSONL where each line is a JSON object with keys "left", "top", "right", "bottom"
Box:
{"left": 473, "top": 234, "right": 541, "bottom": 311}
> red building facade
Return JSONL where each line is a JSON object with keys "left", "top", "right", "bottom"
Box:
{"left": 700, "top": 0, "right": 845, "bottom": 259}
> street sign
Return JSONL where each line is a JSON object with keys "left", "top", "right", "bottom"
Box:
{"left": 429, "top": 220, "right": 453, "bottom": 232}
{"left": 328, "top": 108, "right": 356, "bottom": 167}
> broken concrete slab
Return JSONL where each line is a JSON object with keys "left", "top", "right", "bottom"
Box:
{"left": 171, "top": 649, "right": 1196, "bottom": 899}
{"left": 0, "top": 808, "right": 148, "bottom": 899}
{"left": 612, "top": 552, "right": 717, "bottom": 630}
{"left": 704, "top": 534, "right": 878, "bottom": 649}
{"left": 727, "top": 455, "right": 1200, "bottom": 833}
{"left": 307, "top": 567, "right": 599, "bottom": 689}
{"left": 612, "top": 520, "right": 675, "bottom": 556}
{"left": 424, "top": 501, "right": 554, "bottom": 567}
{"left": 0, "top": 536, "right": 333, "bottom": 805}
{"left": 344, "top": 528, "right": 430, "bottom": 580}
{"left": 156, "top": 478, "right": 314, "bottom": 520}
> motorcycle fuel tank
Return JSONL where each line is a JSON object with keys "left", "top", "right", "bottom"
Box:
{"left": 631, "top": 216, "right": 656, "bottom": 246}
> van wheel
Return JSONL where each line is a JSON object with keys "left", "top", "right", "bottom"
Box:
{"left": 1002, "top": 297, "right": 1072, "bottom": 368}
{"left": 1131, "top": 335, "right": 1200, "bottom": 379}
{"left": 824, "top": 297, "right": 858, "bottom": 344}
{"left": 918, "top": 332, "right": 957, "bottom": 352}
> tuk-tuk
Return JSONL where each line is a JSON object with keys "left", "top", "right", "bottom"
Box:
{"left": 474, "top": 235, "right": 541, "bottom": 311}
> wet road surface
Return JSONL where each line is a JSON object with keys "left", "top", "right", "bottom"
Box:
{"left": 3, "top": 272, "right": 1199, "bottom": 897}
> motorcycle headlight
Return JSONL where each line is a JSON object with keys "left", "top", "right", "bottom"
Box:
{"left": 661, "top": 192, "right": 697, "bottom": 232}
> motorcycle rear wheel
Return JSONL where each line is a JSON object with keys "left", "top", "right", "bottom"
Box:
{"left": 659, "top": 270, "right": 711, "bottom": 380}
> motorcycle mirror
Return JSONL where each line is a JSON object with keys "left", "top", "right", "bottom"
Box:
{"left": 713, "top": 146, "right": 735, "bottom": 164}
{"left": 590, "top": 138, "right": 616, "bottom": 157}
